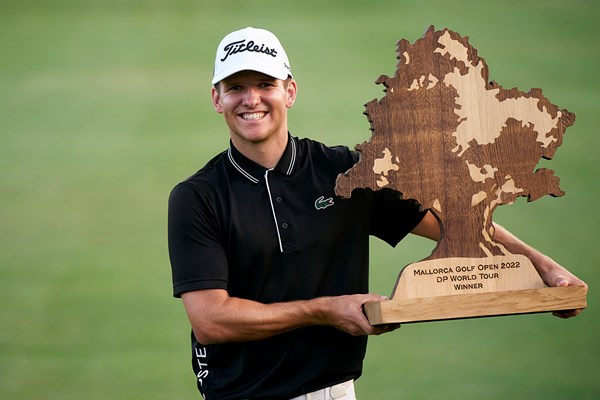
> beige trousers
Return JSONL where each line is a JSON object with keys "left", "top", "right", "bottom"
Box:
{"left": 289, "top": 380, "right": 356, "bottom": 400}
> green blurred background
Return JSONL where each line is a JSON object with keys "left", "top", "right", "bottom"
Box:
{"left": 1, "top": 0, "right": 598, "bottom": 398}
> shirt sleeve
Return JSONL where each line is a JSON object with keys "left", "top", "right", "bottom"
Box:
{"left": 369, "top": 188, "right": 427, "bottom": 247}
{"left": 168, "top": 181, "right": 229, "bottom": 297}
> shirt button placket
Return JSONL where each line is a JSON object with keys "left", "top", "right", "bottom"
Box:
{"left": 264, "top": 170, "right": 296, "bottom": 252}
{"left": 274, "top": 196, "right": 295, "bottom": 250}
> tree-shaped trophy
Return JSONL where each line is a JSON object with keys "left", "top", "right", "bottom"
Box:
{"left": 335, "top": 27, "right": 587, "bottom": 324}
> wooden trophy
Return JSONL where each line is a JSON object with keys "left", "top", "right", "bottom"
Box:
{"left": 335, "top": 26, "right": 587, "bottom": 324}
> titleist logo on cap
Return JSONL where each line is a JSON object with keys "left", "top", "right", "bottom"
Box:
{"left": 212, "top": 28, "right": 292, "bottom": 84}
{"left": 220, "top": 39, "right": 278, "bottom": 62}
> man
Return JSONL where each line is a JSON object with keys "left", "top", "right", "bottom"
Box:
{"left": 168, "top": 27, "right": 585, "bottom": 400}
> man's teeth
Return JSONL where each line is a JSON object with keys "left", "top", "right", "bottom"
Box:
{"left": 242, "top": 112, "right": 266, "bottom": 120}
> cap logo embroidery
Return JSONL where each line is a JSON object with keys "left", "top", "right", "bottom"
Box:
{"left": 221, "top": 39, "right": 278, "bottom": 62}
{"left": 315, "top": 196, "right": 334, "bottom": 210}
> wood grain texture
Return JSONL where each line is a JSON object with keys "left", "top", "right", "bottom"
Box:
{"left": 391, "top": 255, "right": 545, "bottom": 299}
{"left": 335, "top": 26, "right": 575, "bottom": 259}
{"left": 333, "top": 26, "right": 586, "bottom": 324}
{"left": 364, "top": 286, "right": 588, "bottom": 325}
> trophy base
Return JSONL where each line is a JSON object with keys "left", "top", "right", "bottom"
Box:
{"left": 364, "top": 286, "right": 587, "bottom": 325}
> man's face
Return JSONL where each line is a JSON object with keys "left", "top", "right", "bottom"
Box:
{"left": 212, "top": 70, "right": 297, "bottom": 147}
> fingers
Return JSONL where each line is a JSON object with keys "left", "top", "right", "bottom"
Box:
{"left": 552, "top": 309, "right": 583, "bottom": 319}
{"left": 370, "top": 323, "right": 401, "bottom": 335}
{"left": 327, "top": 293, "right": 400, "bottom": 336}
{"left": 549, "top": 275, "right": 587, "bottom": 319}
{"left": 358, "top": 295, "right": 402, "bottom": 335}
{"left": 555, "top": 277, "right": 569, "bottom": 287}
{"left": 552, "top": 274, "right": 584, "bottom": 288}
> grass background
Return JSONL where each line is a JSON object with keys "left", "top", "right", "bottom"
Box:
{"left": 1, "top": 0, "right": 598, "bottom": 398}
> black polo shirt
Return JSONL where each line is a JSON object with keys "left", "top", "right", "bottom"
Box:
{"left": 168, "top": 134, "right": 425, "bottom": 400}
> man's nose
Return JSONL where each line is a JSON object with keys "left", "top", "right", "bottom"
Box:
{"left": 242, "top": 87, "right": 260, "bottom": 108}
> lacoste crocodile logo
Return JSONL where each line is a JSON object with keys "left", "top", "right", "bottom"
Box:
{"left": 315, "top": 195, "right": 334, "bottom": 210}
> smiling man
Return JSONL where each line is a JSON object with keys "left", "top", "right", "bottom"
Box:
{"left": 167, "top": 27, "right": 585, "bottom": 400}
{"left": 212, "top": 69, "right": 296, "bottom": 169}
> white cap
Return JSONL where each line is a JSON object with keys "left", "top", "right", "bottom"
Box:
{"left": 212, "top": 27, "right": 293, "bottom": 85}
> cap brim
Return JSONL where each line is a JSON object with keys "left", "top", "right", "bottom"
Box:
{"left": 212, "top": 63, "right": 290, "bottom": 85}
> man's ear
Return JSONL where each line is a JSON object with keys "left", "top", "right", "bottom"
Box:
{"left": 286, "top": 79, "right": 298, "bottom": 108}
{"left": 211, "top": 86, "right": 223, "bottom": 114}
